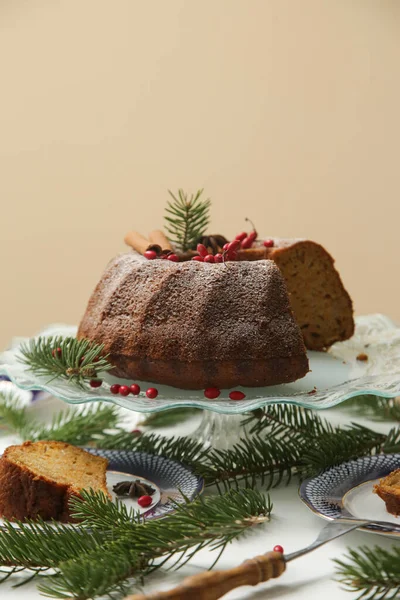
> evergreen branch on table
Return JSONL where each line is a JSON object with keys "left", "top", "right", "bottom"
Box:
{"left": 334, "top": 545, "right": 400, "bottom": 600}
{"left": 18, "top": 336, "right": 114, "bottom": 389}
{"left": 339, "top": 394, "right": 400, "bottom": 422}
{"left": 0, "top": 390, "right": 29, "bottom": 433}
{"left": 0, "top": 389, "right": 121, "bottom": 446}
{"left": 242, "top": 404, "right": 334, "bottom": 438}
{"left": 0, "top": 489, "right": 271, "bottom": 599}
{"left": 165, "top": 189, "right": 211, "bottom": 251}
{"left": 139, "top": 407, "right": 202, "bottom": 428}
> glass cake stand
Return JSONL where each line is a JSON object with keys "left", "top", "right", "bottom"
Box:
{"left": 1, "top": 315, "right": 400, "bottom": 448}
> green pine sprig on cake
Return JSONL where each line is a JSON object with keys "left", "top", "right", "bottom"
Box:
{"left": 165, "top": 188, "right": 211, "bottom": 251}
{"left": 334, "top": 545, "right": 400, "bottom": 600}
{"left": 18, "top": 335, "right": 113, "bottom": 388}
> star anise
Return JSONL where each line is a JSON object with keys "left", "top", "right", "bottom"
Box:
{"left": 192, "top": 234, "right": 228, "bottom": 254}
{"left": 113, "top": 479, "right": 156, "bottom": 498}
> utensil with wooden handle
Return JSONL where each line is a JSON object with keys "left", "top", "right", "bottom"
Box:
{"left": 126, "top": 518, "right": 370, "bottom": 600}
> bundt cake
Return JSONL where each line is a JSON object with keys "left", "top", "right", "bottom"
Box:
{"left": 374, "top": 469, "right": 400, "bottom": 517}
{"left": 236, "top": 239, "right": 354, "bottom": 350}
{"left": 78, "top": 252, "right": 309, "bottom": 389}
{"left": 0, "top": 441, "right": 109, "bottom": 522}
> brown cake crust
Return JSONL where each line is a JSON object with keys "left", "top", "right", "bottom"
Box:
{"left": 78, "top": 253, "right": 309, "bottom": 389}
{"left": 0, "top": 441, "right": 109, "bottom": 522}
{"left": 236, "top": 239, "right": 354, "bottom": 350}
{"left": 374, "top": 468, "right": 400, "bottom": 517}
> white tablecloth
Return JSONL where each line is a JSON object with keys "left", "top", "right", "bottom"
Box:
{"left": 0, "top": 395, "right": 398, "bottom": 600}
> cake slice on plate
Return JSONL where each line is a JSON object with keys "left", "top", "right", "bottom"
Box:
{"left": 0, "top": 441, "right": 109, "bottom": 522}
{"left": 374, "top": 469, "right": 400, "bottom": 517}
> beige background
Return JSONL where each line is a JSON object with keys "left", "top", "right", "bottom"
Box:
{"left": 1, "top": 0, "right": 399, "bottom": 349}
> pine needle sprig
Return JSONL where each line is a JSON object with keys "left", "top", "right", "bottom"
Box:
{"left": 19, "top": 336, "right": 114, "bottom": 389}
{"left": 0, "top": 389, "right": 121, "bottom": 446}
{"left": 165, "top": 189, "right": 211, "bottom": 251}
{"left": 340, "top": 395, "right": 400, "bottom": 422}
{"left": 334, "top": 545, "right": 400, "bottom": 600}
{"left": 243, "top": 404, "right": 334, "bottom": 439}
{"left": 139, "top": 407, "right": 202, "bottom": 428}
{"left": 0, "top": 489, "right": 271, "bottom": 599}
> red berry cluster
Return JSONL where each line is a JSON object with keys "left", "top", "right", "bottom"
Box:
{"left": 203, "top": 388, "right": 246, "bottom": 400}
{"left": 192, "top": 243, "right": 224, "bottom": 263}
{"left": 234, "top": 219, "right": 274, "bottom": 250}
{"left": 110, "top": 383, "right": 158, "bottom": 399}
{"left": 144, "top": 249, "right": 179, "bottom": 262}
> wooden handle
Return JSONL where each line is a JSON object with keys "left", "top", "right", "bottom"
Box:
{"left": 125, "top": 551, "right": 285, "bottom": 600}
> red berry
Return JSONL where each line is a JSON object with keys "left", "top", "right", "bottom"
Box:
{"left": 192, "top": 255, "right": 204, "bottom": 262}
{"left": 130, "top": 384, "right": 140, "bottom": 395}
{"left": 241, "top": 236, "right": 253, "bottom": 249}
{"left": 235, "top": 232, "right": 247, "bottom": 242}
{"left": 144, "top": 250, "right": 157, "bottom": 260}
{"left": 229, "top": 390, "right": 246, "bottom": 401}
{"left": 223, "top": 243, "right": 230, "bottom": 252}
{"left": 90, "top": 379, "right": 102, "bottom": 388}
{"left": 245, "top": 217, "right": 258, "bottom": 239}
{"left": 167, "top": 253, "right": 179, "bottom": 262}
{"left": 131, "top": 428, "right": 142, "bottom": 436}
{"left": 146, "top": 387, "right": 158, "bottom": 399}
{"left": 204, "top": 387, "right": 221, "bottom": 399}
{"left": 52, "top": 347, "right": 62, "bottom": 358}
{"left": 110, "top": 384, "right": 121, "bottom": 394}
{"left": 273, "top": 545, "right": 284, "bottom": 554}
{"left": 263, "top": 239, "right": 274, "bottom": 248}
{"left": 214, "top": 253, "right": 223, "bottom": 263}
{"left": 197, "top": 243, "right": 208, "bottom": 257}
{"left": 138, "top": 495, "right": 153, "bottom": 508}
{"left": 204, "top": 254, "right": 215, "bottom": 263}
{"left": 119, "top": 385, "right": 130, "bottom": 396}
{"left": 227, "top": 240, "right": 240, "bottom": 259}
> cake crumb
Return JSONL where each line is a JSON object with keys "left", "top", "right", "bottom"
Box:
{"left": 357, "top": 353, "right": 369, "bottom": 362}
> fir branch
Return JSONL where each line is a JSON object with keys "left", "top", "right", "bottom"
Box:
{"left": 139, "top": 407, "right": 201, "bottom": 428}
{"left": 19, "top": 336, "right": 114, "bottom": 389}
{"left": 165, "top": 189, "right": 211, "bottom": 251}
{"left": 0, "top": 390, "right": 29, "bottom": 433}
{"left": 0, "top": 389, "right": 121, "bottom": 446}
{"left": 340, "top": 395, "right": 400, "bottom": 422}
{"left": 0, "top": 489, "right": 271, "bottom": 599}
{"left": 334, "top": 545, "right": 400, "bottom": 600}
{"left": 243, "top": 404, "right": 334, "bottom": 439}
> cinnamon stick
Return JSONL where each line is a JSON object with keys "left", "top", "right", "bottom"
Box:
{"left": 148, "top": 230, "right": 173, "bottom": 251}
{"left": 124, "top": 231, "right": 151, "bottom": 254}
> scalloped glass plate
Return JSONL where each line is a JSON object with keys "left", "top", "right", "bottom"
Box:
{"left": 1, "top": 314, "right": 400, "bottom": 414}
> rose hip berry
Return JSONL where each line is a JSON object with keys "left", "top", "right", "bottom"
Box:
{"left": 263, "top": 239, "right": 274, "bottom": 248}
{"left": 273, "top": 545, "right": 284, "bottom": 554}
{"left": 204, "top": 254, "right": 215, "bottom": 263}
{"left": 144, "top": 250, "right": 157, "bottom": 260}
{"left": 235, "top": 232, "right": 247, "bottom": 242}
{"left": 214, "top": 253, "right": 223, "bottom": 263}
{"left": 146, "top": 387, "right": 158, "bottom": 399}
{"left": 204, "top": 387, "right": 221, "bottom": 399}
{"left": 197, "top": 243, "right": 208, "bottom": 257}
{"left": 89, "top": 379, "right": 102, "bottom": 388}
{"left": 130, "top": 384, "right": 141, "bottom": 395}
{"left": 167, "top": 254, "right": 179, "bottom": 262}
{"left": 138, "top": 495, "right": 153, "bottom": 508}
{"left": 229, "top": 390, "right": 246, "bottom": 401}
{"left": 192, "top": 255, "right": 204, "bottom": 262}
{"left": 110, "top": 384, "right": 121, "bottom": 394}
{"left": 119, "top": 385, "right": 130, "bottom": 396}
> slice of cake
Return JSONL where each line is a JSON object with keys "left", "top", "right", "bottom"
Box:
{"left": 238, "top": 239, "right": 354, "bottom": 350}
{"left": 0, "top": 441, "right": 109, "bottom": 522}
{"left": 374, "top": 469, "right": 400, "bottom": 517}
